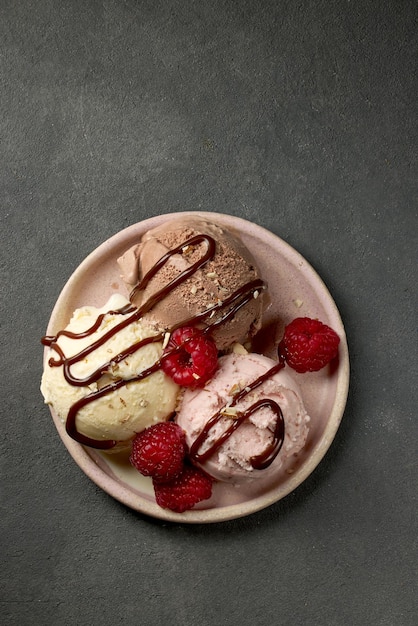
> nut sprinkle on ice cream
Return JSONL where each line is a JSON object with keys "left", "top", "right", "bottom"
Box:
{"left": 117, "top": 216, "right": 266, "bottom": 349}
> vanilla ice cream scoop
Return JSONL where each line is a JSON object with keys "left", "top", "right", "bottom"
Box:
{"left": 175, "top": 353, "right": 310, "bottom": 483}
{"left": 41, "top": 294, "right": 179, "bottom": 449}
{"left": 117, "top": 216, "right": 266, "bottom": 350}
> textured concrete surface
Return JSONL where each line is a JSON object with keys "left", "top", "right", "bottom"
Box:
{"left": 1, "top": 1, "right": 417, "bottom": 625}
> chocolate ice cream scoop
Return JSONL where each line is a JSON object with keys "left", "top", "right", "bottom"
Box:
{"left": 117, "top": 216, "right": 266, "bottom": 350}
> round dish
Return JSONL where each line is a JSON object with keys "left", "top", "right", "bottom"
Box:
{"left": 43, "top": 211, "right": 349, "bottom": 523}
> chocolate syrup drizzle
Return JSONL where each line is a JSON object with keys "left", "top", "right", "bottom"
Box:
{"left": 42, "top": 233, "right": 285, "bottom": 466}
{"left": 190, "top": 360, "right": 285, "bottom": 470}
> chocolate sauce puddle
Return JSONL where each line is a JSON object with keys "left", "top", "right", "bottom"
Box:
{"left": 42, "top": 233, "right": 285, "bottom": 462}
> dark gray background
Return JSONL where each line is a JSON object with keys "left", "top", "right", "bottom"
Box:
{"left": 1, "top": 1, "right": 417, "bottom": 625}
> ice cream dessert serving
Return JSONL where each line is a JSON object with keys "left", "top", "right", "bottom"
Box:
{"left": 41, "top": 216, "right": 341, "bottom": 514}
{"left": 117, "top": 217, "right": 264, "bottom": 350}
{"left": 176, "top": 353, "right": 310, "bottom": 484}
{"left": 40, "top": 294, "right": 179, "bottom": 449}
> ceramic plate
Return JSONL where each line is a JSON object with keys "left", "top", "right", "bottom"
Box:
{"left": 43, "top": 211, "right": 349, "bottom": 523}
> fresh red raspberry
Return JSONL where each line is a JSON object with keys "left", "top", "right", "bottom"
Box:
{"left": 129, "top": 423, "right": 187, "bottom": 483}
{"left": 278, "top": 317, "right": 340, "bottom": 373}
{"left": 161, "top": 326, "right": 218, "bottom": 387}
{"left": 153, "top": 466, "right": 213, "bottom": 513}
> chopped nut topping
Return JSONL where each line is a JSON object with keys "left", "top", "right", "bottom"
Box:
{"left": 231, "top": 343, "right": 248, "bottom": 355}
{"left": 162, "top": 332, "right": 170, "bottom": 349}
{"left": 221, "top": 406, "right": 238, "bottom": 417}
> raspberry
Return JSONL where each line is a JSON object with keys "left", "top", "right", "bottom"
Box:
{"left": 161, "top": 326, "right": 218, "bottom": 387}
{"left": 130, "top": 422, "right": 187, "bottom": 483}
{"left": 278, "top": 317, "right": 340, "bottom": 373}
{"left": 153, "top": 466, "right": 213, "bottom": 513}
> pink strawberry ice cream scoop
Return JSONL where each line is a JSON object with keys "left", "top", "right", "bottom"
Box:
{"left": 117, "top": 216, "right": 266, "bottom": 350}
{"left": 175, "top": 353, "right": 311, "bottom": 484}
